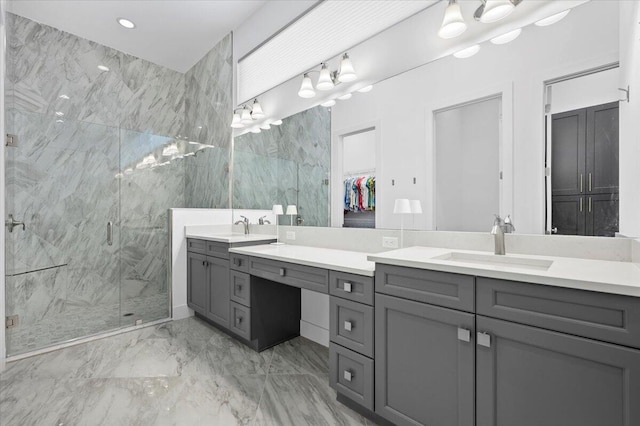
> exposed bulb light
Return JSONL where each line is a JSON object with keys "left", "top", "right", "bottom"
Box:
{"left": 338, "top": 53, "right": 357, "bottom": 83}
{"left": 240, "top": 107, "right": 253, "bottom": 124}
{"left": 480, "top": 0, "right": 515, "bottom": 23}
{"left": 230, "top": 112, "right": 244, "bottom": 128}
{"left": 535, "top": 9, "right": 570, "bottom": 27}
{"left": 453, "top": 44, "right": 481, "bottom": 59}
{"left": 438, "top": 0, "right": 467, "bottom": 39}
{"left": 316, "top": 63, "right": 335, "bottom": 91}
{"left": 337, "top": 93, "right": 352, "bottom": 100}
{"left": 260, "top": 122, "right": 271, "bottom": 130}
{"left": 357, "top": 85, "right": 373, "bottom": 93}
{"left": 251, "top": 98, "right": 265, "bottom": 119}
{"left": 117, "top": 17, "right": 136, "bottom": 29}
{"left": 490, "top": 28, "right": 522, "bottom": 45}
{"left": 271, "top": 119, "right": 283, "bottom": 126}
{"left": 97, "top": 65, "right": 110, "bottom": 72}
{"left": 250, "top": 127, "right": 261, "bottom": 134}
{"left": 298, "top": 73, "right": 316, "bottom": 98}
{"left": 321, "top": 99, "right": 336, "bottom": 107}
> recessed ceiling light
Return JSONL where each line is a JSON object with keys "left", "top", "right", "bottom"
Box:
{"left": 357, "top": 85, "right": 373, "bottom": 93}
{"left": 453, "top": 45, "right": 481, "bottom": 59}
{"left": 490, "top": 28, "right": 522, "bottom": 45}
{"left": 535, "top": 10, "right": 570, "bottom": 27}
{"left": 117, "top": 18, "right": 136, "bottom": 29}
{"left": 97, "top": 65, "right": 110, "bottom": 72}
{"left": 321, "top": 99, "right": 336, "bottom": 107}
{"left": 58, "top": 94, "right": 70, "bottom": 100}
{"left": 337, "top": 93, "right": 353, "bottom": 101}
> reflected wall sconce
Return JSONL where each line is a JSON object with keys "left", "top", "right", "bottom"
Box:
{"left": 286, "top": 205, "right": 298, "bottom": 226}
{"left": 297, "top": 53, "right": 357, "bottom": 99}
{"left": 231, "top": 98, "right": 267, "bottom": 129}
{"left": 393, "top": 198, "right": 412, "bottom": 248}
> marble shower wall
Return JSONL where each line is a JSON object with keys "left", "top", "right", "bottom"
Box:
{"left": 234, "top": 106, "right": 331, "bottom": 226}
{"left": 183, "top": 33, "right": 233, "bottom": 209}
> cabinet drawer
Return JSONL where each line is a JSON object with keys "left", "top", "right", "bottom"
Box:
{"left": 330, "top": 297, "right": 374, "bottom": 358}
{"left": 376, "top": 264, "right": 475, "bottom": 312}
{"left": 187, "top": 238, "right": 207, "bottom": 255}
{"left": 206, "top": 241, "right": 230, "bottom": 259}
{"left": 330, "top": 343, "right": 374, "bottom": 411}
{"left": 477, "top": 277, "right": 640, "bottom": 349}
{"left": 329, "top": 271, "right": 374, "bottom": 306}
{"left": 249, "top": 257, "right": 329, "bottom": 293}
{"left": 229, "top": 301, "right": 251, "bottom": 341}
{"left": 230, "top": 271, "right": 251, "bottom": 307}
{"left": 230, "top": 253, "right": 249, "bottom": 273}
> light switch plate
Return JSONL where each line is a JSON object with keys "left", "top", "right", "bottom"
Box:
{"left": 286, "top": 231, "right": 296, "bottom": 240}
{"left": 382, "top": 237, "right": 399, "bottom": 249}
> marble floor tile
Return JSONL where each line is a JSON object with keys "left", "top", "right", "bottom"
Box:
{"left": 269, "top": 336, "right": 330, "bottom": 378}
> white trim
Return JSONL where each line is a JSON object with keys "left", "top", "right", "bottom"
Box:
{"left": 172, "top": 304, "right": 194, "bottom": 321}
{"left": 5, "top": 318, "right": 171, "bottom": 363}
{"left": 300, "top": 320, "right": 329, "bottom": 347}
{"left": 0, "top": 0, "right": 6, "bottom": 365}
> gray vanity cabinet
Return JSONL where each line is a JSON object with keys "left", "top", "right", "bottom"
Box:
{"left": 187, "top": 251, "right": 209, "bottom": 315}
{"left": 476, "top": 315, "right": 640, "bottom": 426}
{"left": 207, "top": 256, "right": 230, "bottom": 328}
{"left": 375, "top": 293, "right": 475, "bottom": 426}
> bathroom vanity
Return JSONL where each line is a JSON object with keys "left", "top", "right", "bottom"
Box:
{"left": 186, "top": 233, "right": 640, "bottom": 426}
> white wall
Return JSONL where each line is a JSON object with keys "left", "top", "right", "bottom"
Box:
{"left": 619, "top": 1, "right": 640, "bottom": 238}
{"left": 331, "top": 1, "right": 619, "bottom": 234}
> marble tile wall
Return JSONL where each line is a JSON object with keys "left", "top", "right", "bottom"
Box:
{"left": 234, "top": 106, "right": 330, "bottom": 226}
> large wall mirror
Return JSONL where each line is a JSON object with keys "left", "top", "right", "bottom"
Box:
{"left": 233, "top": 0, "right": 632, "bottom": 236}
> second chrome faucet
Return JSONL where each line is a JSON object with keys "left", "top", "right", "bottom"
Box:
{"left": 491, "top": 214, "right": 515, "bottom": 255}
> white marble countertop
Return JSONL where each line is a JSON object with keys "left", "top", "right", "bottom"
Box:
{"left": 368, "top": 247, "right": 640, "bottom": 298}
{"left": 229, "top": 244, "right": 375, "bottom": 276}
{"left": 185, "top": 231, "right": 277, "bottom": 244}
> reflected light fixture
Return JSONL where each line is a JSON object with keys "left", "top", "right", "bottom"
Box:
{"left": 337, "top": 93, "right": 352, "bottom": 101}
{"left": 480, "top": 0, "right": 515, "bottom": 23}
{"left": 260, "top": 122, "right": 271, "bottom": 130}
{"left": 321, "top": 99, "right": 336, "bottom": 107}
{"left": 438, "top": 0, "right": 467, "bottom": 39}
{"left": 453, "top": 44, "right": 481, "bottom": 59}
{"left": 316, "top": 63, "right": 335, "bottom": 91}
{"left": 357, "top": 85, "right": 373, "bottom": 93}
{"left": 298, "top": 73, "right": 316, "bottom": 98}
{"left": 97, "top": 65, "right": 110, "bottom": 72}
{"left": 55, "top": 111, "right": 64, "bottom": 116}
{"left": 338, "top": 53, "right": 357, "bottom": 83}
{"left": 490, "top": 28, "right": 522, "bottom": 44}
{"left": 535, "top": 9, "right": 570, "bottom": 27}
{"left": 162, "top": 143, "right": 179, "bottom": 156}
{"left": 230, "top": 112, "right": 243, "bottom": 128}
{"left": 117, "top": 17, "right": 136, "bottom": 29}
{"left": 251, "top": 99, "right": 265, "bottom": 119}
{"left": 250, "top": 127, "right": 261, "bottom": 134}
{"left": 240, "top": 107, "right": 253, "bottom": 124}
{"left": 271, "top": 119, "right": 283, "bottom": 126}
{"left": 58, "top": 94, "right": 70, "bottom": 100}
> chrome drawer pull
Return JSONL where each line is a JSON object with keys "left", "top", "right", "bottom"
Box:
{"left": 343, "top": 282, "right": 352, "bottom": 293}
{"left": 457, "top": 328, "right": 471, "bottom": 343}
{"left": 236, "top": 316, "right": 243, "bottom": 325}
{"left": 477, "top": 332, "right": 491, "bottom": 348}
{"left": 279, "top": 268, "right": 286, "bottom": 277}
{"left": 343, "top": 370, "right": 353, "bottom": 382}
{"left": 344, "top": 321, "right": 353, "bottom": 331}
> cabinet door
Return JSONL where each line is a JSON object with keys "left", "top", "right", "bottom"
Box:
{"left": 476, "top": 316, "right": 640, "bottom": 426}
{"left": 586, "top": 193, "right": 619, "bottom": 237}
{"left": 552, "top": 108, "right": 586, "bottom": 196}
{"left": 551, "top": 195, "right": 586, "bottom": 235}
{"left": 187, "top": 251, "right": 208, "bottom": 314}
{"left": 207, "top": 256, "right": 230, "bottom": 328}
{"left": 375, "top": 294, "right": 475, "bottom": 426}
{"left": 586, "top": 102, "right": 619, "bottom": 194}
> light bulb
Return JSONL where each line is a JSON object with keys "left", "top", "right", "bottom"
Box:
{"left": 298, "top": 73, "right": 316, "bottom": 98}
{"left": 316, "top": 63, "right": 334, "bottom": 91}
{"left": 230, "top": 113, "right": 244, "bottom": 128}
{"left": 251, "top": 99, "right": 265, "bottom": 119}
{"left": 480, "top": 0, "right": 515, "bottom": 23}
{"left": 438, "top": 0, "right": 467, "bottom": 39}
{"left": 338, "top": 54, "right": 357, "bottom": 83}
{"left": 240, "top": 108, "right": 253, "bottom": 124}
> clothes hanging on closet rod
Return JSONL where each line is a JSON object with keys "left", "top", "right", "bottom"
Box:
{"left": 344, "top": 175, "right": 375, "bottom": 212}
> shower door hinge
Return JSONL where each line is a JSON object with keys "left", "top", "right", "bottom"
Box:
{"left": 6, "top": 315, "right": 19, "bottom": 329}
{"left": 5, "top": 133, "right": 18, "bottom": 147}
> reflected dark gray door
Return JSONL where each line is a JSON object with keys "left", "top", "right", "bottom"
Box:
{"left": 552, "top": 108, "right": 586, "bottom": 196}
{"left": 476, "top": 315, "right": 640, "bottom": 426}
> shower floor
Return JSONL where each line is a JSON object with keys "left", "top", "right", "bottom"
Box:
{"left": 6, "top": 293, "right": 170, "bottom": 356}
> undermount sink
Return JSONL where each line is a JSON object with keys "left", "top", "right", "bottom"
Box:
{"left": 431, "top": 251, "right": 554, "bottom": 271}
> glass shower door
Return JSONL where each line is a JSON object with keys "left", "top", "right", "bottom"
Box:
{"left": 4, "top": 110, "right": 122, "bottom": 356}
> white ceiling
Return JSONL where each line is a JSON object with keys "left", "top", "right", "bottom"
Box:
{"left": 6, "top": 0, "right": 267, "bottom": 73}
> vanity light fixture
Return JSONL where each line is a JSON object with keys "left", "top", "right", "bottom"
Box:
{"left": 438, "top": 0, "right": 467, "bottom": 39}
{"left": 117, "top": 17, "right": 136, "bottom": 29}
{"left": 230, "top": 112, "right": 244, "bottom": 128}
{"left": 240, "top": 107, "right": 253, "bottom": 124}
{"left": 298, "top": 73, "right": 316, "bottom": 98}
{"left": 321, "top": 99, "right": 336, "bottom": 107}
{"left": 271, "top": 119, "right": 283, "bottom": 126}
{"left": 58, "top": 94, "right": 70, "bottom": 100}
{"left": 338, "top": 53, "right": 357, "bottom": 83}
{"left": 251, "top": 99, "right": 265, "bottom": 119}
{"left": 337, "top": 93, "right": 353, "bottom": 101}
{"left": 479, "top": 0, "right": 515, "bottom": 23}
{"left": 250, "top": 127, "right": 261, "bottom": 134}
{"left": 260, "top": 122, "right": 271, "bottom": 130}
{"left": 490, "top": 28, "right": 522, "bottom": 44}
{"left": 393, "top": 198, "right": 412, "bottom": 248}
{"left": 357, "top": 85, "right": 373, "bottom": 93}
{"left": 453, "top": 44, "right": 481, "bottom": 59}
{"left": 97, "top": 65, "right": 110, "bottom": 72}
{"left": 55, "top": 111, "right": 64, "bottom": 116}
{"left": 316, "top": 63, "right": 335, "bottom": 91}
{"left": 271, "top": 204, "right": 285, "bottom": 245}
{"left": 535, "top": 9, "right": 570, "bottom": 27}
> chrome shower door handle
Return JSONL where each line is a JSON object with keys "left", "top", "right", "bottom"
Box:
{"left": 107, "top": 221, "right": 113, "bottom": 246}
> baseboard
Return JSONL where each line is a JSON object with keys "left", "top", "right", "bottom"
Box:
{"left": 300, "top": 320, "right": 329, "bottom": 347}
{"left": 172, "top": 304, "right": 194, "bottom": 321}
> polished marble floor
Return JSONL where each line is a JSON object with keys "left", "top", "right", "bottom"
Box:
{"left": 0, "top": 316, "right": 375, "bottom": 425}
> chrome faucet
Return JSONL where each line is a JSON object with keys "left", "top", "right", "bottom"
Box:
{"left": 258, "top": 215, "right": 271, "bottom": 225}
{"left": 491, "top": 214, "right": 515, "bottom": 255}
{"left": 5, "top": 214, "right": 25, "bottom": 233}
{"left": 234, "top": 215, "right": 250, "bottom": 235}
